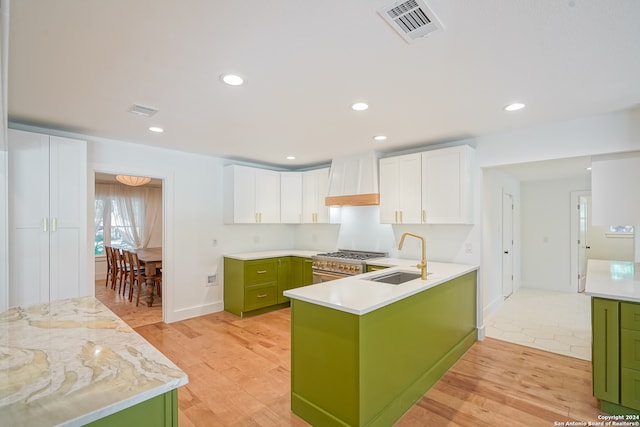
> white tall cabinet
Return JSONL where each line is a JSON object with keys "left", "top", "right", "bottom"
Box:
{"left": 8, "top": 129, "right": 87, "bottom": 306}
{"left": 302, "top": 168, "right": 329, "bottom": 223}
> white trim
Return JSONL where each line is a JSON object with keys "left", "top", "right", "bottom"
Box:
{"left": 168, "top": 301, "right": 224, "bottom": 323}
{"left": 570, "top": 190, "right": 591, "bottom": 293}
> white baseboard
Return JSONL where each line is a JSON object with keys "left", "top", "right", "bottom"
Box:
{"left": 483, "top": 294, "right": 504, "bottom": 319}
{"left": 166, "top": 301, "right": 224, "bottom": 323}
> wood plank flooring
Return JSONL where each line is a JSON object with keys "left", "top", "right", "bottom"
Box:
{"left": 126, "top": 306, "right": 604, "bottom": 427}
{"left": 95, "top": 280, "right": 602, "bottom": 425}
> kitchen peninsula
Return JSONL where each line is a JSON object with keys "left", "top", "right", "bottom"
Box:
{"left": 284, "top": 260, "right": 479, "bottom": 427}
{"left": 586, "top": 259, "right": 640, "bottom": 416}
{"left": 0, "top": 297, "right": 188, "bottom": 426}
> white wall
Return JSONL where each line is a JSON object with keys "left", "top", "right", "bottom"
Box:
{"left": 587, "top": 225, "right": 634, "bottom": 262}
{"left": 481, "top": 168, "right": 520, "bottom": 317}
{"left": 520, "top": 176, "right": 591, "bottom": 292}
{"left": 89, "top": 136, "right": 296, "bottom": 322}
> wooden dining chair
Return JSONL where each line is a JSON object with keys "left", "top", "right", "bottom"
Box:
{"left": 129, "top": 251, "right": 161, "bottom": 307}
{"left": 120, "top": 250, "right": 132, "bottom": 297}
{"left": 104, "top": 246, "right": 114, "bottom": 288}
{"left": 112, "top": 248, "right": 127, "bottom": 293}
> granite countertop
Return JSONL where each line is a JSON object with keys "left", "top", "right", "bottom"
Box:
{"left": 585, "top": 259, "right": 640, "bottom": 302}
{"left": 0, "top": 297, "right": 188, "bottom": 427}
{"left": 224, "top": 249, "right": 320, "bottom": 260}
{"left": 284, "top": 260, "right": 479, "bottom": 315}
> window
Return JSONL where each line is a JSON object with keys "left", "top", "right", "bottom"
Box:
{"left": 94, "top": 183, "right": 162, "bottom": 255}
{"left": 609, "top": 225, "right": 634, "bottom": 233}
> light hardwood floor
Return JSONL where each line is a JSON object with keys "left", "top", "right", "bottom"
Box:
{"left": 95, "top": 280, "right": 162, "bottom": 328}
{"left": 120, "top": 305, "right": 603, "bottom": 426}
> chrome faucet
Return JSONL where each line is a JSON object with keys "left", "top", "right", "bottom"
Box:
{"left": 398, "top": 232, "right": 427, "bottom": 280}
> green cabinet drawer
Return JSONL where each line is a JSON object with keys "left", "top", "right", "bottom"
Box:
{"left": 245, "top": 283, "right": 278, "bottom": 311}
{"left": 622, "top": 329, "right": 640, "bottom": 370}
{"left": 245, "top": 259, "right": 277, "bottom": 285}
{"left": 622, "top": 368, "right": 640, "bottom": 410}
{"left": 622, "top": 302, "right": 640, "bottom": 331}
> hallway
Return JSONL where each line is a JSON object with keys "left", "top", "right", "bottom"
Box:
{"left": 485, "top": 287, "right": 591, "bottom": 360}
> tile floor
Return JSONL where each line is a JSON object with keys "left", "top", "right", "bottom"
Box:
{"left": 484, "top": 287, "right": 592, "bottom": 360}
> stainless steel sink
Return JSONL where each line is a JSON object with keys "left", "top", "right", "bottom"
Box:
{"left": 367, "top": 271, "right": 423, "bottom": 285}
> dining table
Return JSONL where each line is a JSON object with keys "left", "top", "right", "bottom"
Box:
{"left": 134, "top": 247, "right": 162, "bottom": 307}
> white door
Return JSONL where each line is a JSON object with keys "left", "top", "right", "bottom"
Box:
{"left": 577, "top": 195, "right": 590, "bottom": 292}
{"left": 502, "top": 192, "right": 514, "bottom": 298}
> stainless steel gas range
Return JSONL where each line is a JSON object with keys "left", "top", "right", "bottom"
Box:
{"left": 312, "top": 250, "right": 388, "bottom": 283}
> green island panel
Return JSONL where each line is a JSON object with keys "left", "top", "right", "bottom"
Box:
{"left": 291, "top": 271, "right": 477, "bottom": 427}
{"left": 85, "top": 389, "right": 178, "bottom": 427}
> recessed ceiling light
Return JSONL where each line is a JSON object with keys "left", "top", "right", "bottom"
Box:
{"left": 504, "top": 103, "right": 525, "bottom": 112}
{"left": 149, "top": 126, "right": 164, "bottom": 133}
{"left": 351, "top": 102, "right": 369, "bottom": 111}
{"left": 286, "top": 156, "right": 296, "bottom": 160}
{"left": 373, "top": 135, "right": 387, "bottom": 141}
{"left": 221, "top": 74, "right": 244, "bottom": 86}
{"left": 586, "top": 167, "right": 592, "bottom": 171}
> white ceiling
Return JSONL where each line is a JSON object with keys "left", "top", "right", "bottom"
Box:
{"left": 8, "top": 0, "right": 640, "bottom": 169}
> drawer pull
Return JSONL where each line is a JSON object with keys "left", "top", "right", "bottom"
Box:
{"left": 256, "top": 270, "right": 267, "bottom": 274}
{"left": 257, "top": 294, "right": 268, "bottom": 298}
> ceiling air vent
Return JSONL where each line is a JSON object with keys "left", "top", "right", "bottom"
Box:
{"left": 378, "top": 0, "right": 444, "bottom": 43}
{"left": 128, "top": 104, "right": 158, "bottom": 117}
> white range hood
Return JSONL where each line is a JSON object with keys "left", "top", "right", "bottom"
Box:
{"left": 325, "top": 152, "right": 380, "bottom": 206}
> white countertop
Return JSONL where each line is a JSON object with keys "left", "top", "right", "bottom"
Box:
{"left": 585, "top": 259, "right": 640, "bottom": 302}
{"left": 0, "top": 297, "right": 188, "bottom": 427}
{"left": 284, "top": 260, "right": 479, "bottom": 315}
{"left": 224, "top": 249, "right": 320, "bottom": 260}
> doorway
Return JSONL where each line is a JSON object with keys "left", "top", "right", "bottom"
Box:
{"left": 502, "top": 192, "right": 514, "bottom": 298}
{"left": 93, "top": 172, "right": 164, "bottom": 327}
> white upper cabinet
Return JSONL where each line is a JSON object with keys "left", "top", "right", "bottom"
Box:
{"left": 280, "top": 172, "right": 303, "bottom": 223}
{"left": 379, "top": 145, "right": 475, "bottom": 225}
{"left": 591, "top": 154, "right": 640, "bottom": 226}
{"left": 8, "top": 129, "right": 87, "bottom": 306}
{"left": 224, "top": 165, "right": 281, "bottom": 224}
{"left": 421, "top": 145, "right": 474, "bottom": 224}
{"left": 302, "top": 168, "right": 329, "bottom": 223}
{"left": 379, "top": 153, "right": 422, "bottom": 224}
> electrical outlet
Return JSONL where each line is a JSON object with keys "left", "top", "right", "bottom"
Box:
{"left": 206, "top": 274, "right": 217, "bottom": 286}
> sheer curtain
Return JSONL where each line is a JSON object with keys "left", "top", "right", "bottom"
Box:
{"left": 95, "top": 183, "right": 162, "bottom": 250}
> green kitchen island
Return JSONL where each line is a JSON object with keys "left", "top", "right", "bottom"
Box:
{"left": 283, "top": 260, "right": 479, "bottom": 427}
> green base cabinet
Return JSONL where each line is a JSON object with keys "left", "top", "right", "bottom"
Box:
{"left": 592, "top": 297, "right": 640, "bottom": 414}
{"left": 290, "top": 271, "right": 477, "bottom": 427}
{"left": 86, "top": 389, "right": 178, "bottom": 427}
{"left": 224, "top": 256, "right": 313, "bottom": 317}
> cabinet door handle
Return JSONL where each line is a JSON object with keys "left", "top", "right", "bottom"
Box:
{"left": 259, "top": 212, "right": 262, "bottom": 223}
{"left": 256, "top": 270, "right": 267, "bottom": 274}
{"left": 52, "top": 217, "right": 57, "bottom": 232}
{"left": 257, "top": 294, "right": 267, "bottom": 298}
{"left": 394, "top": 211, "right": 398, "bottom": 223}
{"left": 255, "top": 213, "right": 258, "bottom": 223}
{"left": 422, "top": 210, "right": 426, "bottom": 223}
{"left": 43, "top": 218, "right": 48, "bottom": 232}
{"left": 399, "top": 211, "right": 403, "bottom": 223}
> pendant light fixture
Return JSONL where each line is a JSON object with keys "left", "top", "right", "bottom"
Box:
{"left": 115, "top": 175, "right": 152, "bottom": 186}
